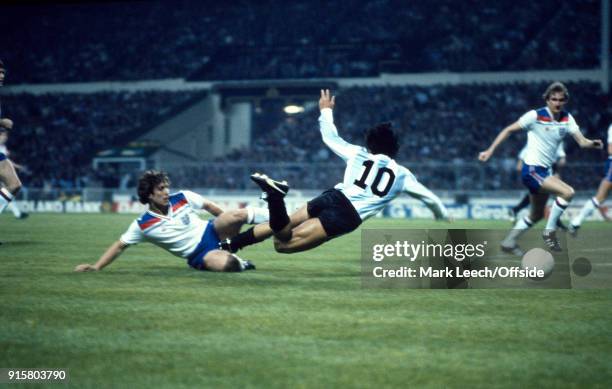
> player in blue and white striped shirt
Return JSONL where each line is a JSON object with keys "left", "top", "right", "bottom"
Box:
{"left": 221, "top": 89, "right": 449, "bottom": 254}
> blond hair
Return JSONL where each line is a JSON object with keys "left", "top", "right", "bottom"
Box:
{"left": 542, "top": 81, "right": 570, "bottom": 101}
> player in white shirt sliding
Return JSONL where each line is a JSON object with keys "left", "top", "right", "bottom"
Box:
{"left": 0, "top": 60, "right": 25, "bottom": 221}
{"left": 569, "top": 123, "right": 612, "bottom": 234}
{"left": 479, "top": 82, "right": 603, "bottom": 252}
{"left": 75, "top": 170, "right": 268, "bottom": 272}
{"left": 220, "top": 89, "right": 448, "bottom": 254}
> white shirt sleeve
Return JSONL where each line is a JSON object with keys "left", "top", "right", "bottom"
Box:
{"left": 607, "top": 124, "right": 612, "bottom": 144}
{"left": 555, "top": 142, "right": 566, "bottom": 159}
{"left": 319, "top": 108, "right": 362, "bottom": 161}
{"left": 119, "top": 220, "right": 145, "bottom": 246}
{"left": 518, "top": 110, "right": 537, "bottom": 130}
{"left": 182, "top": 190, "right": 206, "bottom": 209}
{"left": 402, "top": 168, "right": 448, "bottom": 220}
{"left": 567, "top": 114, "right": 579, "bottom": 135}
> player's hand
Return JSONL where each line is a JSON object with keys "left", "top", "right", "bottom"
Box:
{"left": 0, "top": 118, "right": 13, "bottom": 129}
{"left": 74, "top": 264, "right": 98, "bottom": 272}
{"left": 319, "top": 89, "right": 335, "bottom": 110}
{"left": 591, "top": 139, "right": 604, "bottom": 149}
{"left": 478, "top": 149, "right": 493, "bottom": 162}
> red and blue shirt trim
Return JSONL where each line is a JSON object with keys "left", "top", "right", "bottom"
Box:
{"left": 536, "top": 107, "right": 569, "bottom": 123}
{"left": 138, "top": 213, "right": 162, "bottom": 231}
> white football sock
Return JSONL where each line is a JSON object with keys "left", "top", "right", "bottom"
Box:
{"left": 571, "top": 197, "right": 599, "bottom": 227}
{"left": 0, "top": 188, "right": 14, "bottom": 214}
{"left": 545, "top": 197, "right": 569, "bottom": 231}
{"left": 246, "top": 206, "right": 269, "bottom": 224}
{"left": 503, "top": 216, "right": 534, "bottom": 245}
{"left": 10, "top": 202, "right": 22, "bottom": 218}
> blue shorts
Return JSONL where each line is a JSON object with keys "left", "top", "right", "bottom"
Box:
{"left": 605, "top": 159, "right": 612, "bottom": 182}
{"left": 521, "top": 164, "right": 551, "bottom": 194}
{"left": 0, "top": 152, "right": 6, "bottom": 161}
{"left": 187, "top": 221, "right": 221, "bottom": 270}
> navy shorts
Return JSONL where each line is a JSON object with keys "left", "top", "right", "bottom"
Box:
{"left": 0, "top": 152, "right": 6, "bottom": 162}
{"left": 187, "top": 221, "right": 221, "bottom": 270}
{"left": 605, "top": 159, "right": 612, "bottom": 182}
{"left": 307, "top": 189, "right": 362, "bottom": 239}
{"left": 521, "top": 164, "right": 551, "bottom": 194}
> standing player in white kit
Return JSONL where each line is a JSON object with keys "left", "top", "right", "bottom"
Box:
{"left": 569, "top": 123, "right": 612, "bottom": 234}
{"left": 220, "top": 89, "right": 449, "bottom": 254}
{"left": 0, "top": 128, "right": 29, "bottom": 220}
{"left": 479, "top": 82, "right": 603, "bottom": 252}
{"left": 0, "top": 60, "right": 25, "bottom": 220}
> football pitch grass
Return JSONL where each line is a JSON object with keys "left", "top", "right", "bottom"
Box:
{"left": 1, "top": 214, "right": 611, "bottom": 388}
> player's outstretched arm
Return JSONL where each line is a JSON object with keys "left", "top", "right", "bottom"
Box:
{"left": 478, "top": 121, "right": 522, "bottom": 162}
{"left": 10, "top": 160, "right": 26, "bottom": 171}
{"left": 556, "top": 157, "right": 567, "bottom": 170}
{"left": 318, "top": 89, "right": 360, "bottom": 161}
{"left": 571, "top": 130, "right": 603, "bottom": 149}
{"left": 182, "top": 190, "right": 224, "bottom": 217}
{"left": 202, "top": 199, "right": 224, "bottom": 217}
{"left": 404, "top": 174, "right": 450, "bottom": 221}
{"left": 74, "top": 240, "right": 128, "bottom": 272}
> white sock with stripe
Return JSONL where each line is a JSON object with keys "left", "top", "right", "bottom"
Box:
{"left": 0, "top": 188, "right": 14, "bottom": 214}
{"left": 503, "top": 216, "right": 534, "bottom": 245}
{"left": 546, "top": 197, "right": 569, "bottom": 231}
{"left": 571, "top": 197, "right": 599, "bottom": 227}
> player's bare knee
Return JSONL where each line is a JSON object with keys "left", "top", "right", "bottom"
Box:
{"left": 8, "top": 180, "right": 21, "bottom": 195}
{"left": 561, "top": 187, "right": 575, "bottom": 202}
{"left": 231, "top": 209, "right": 248, "bottom": 223}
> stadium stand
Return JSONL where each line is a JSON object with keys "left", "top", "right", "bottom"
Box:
{"left": 1, "top": 91, "right": 206, "bottom": 189}
{"left": 0, "top": 0, "right": 600, "bottom": 83}
{"left": 182, "top": 82, "right": 612, "bottom": 190}
{"left": 2, "top": 82, "right": 608, "bottom": 190}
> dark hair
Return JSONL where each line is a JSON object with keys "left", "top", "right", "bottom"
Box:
{"left": 365, "top": 122, "right": 399, "bottom": 158}
{"left": 0, "top": 59, "right": 4, "bottom": 69}
{"left": 542, "top": 81, "right": 569, "bottom": 102}
{"left": 137, "top": 170, "right": 169, "bottom": 204}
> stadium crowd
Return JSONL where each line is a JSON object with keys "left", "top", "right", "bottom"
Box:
{"left": 1, "top": 90, "right": 205, "bottom": 189}
{"left": 203, "top": 82, "right": 611, "bottom": 190}
{"left": 0, "top": 0, "right": 599, "bottom": 83}
{"left": 2, "top": 82, "right": 609, "bottom": 191}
